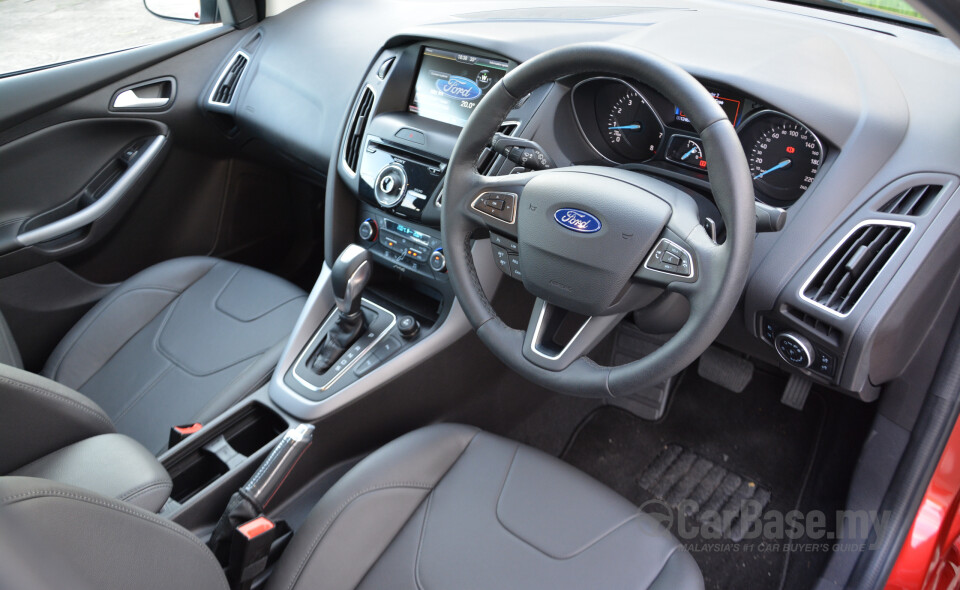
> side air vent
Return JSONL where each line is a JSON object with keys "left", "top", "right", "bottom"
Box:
{"left": 801, "top": 221, "right": 912, "bottom": 317}
{"left": 209, "top": 52, "right": 249, "bottom": 107}
{"left": 880, "top": 184, "right": 944, "bottom": 216}
{"left": 342, "top": 86, "right": 375, "bottom": 174}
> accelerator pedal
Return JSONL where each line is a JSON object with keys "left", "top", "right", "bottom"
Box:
{"left": 780, "top": 373, "right": 812, "bottom": 411}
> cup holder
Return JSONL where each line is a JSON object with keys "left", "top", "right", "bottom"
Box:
{"left": 165, "top": 402, "right": 289, "bottom": 504}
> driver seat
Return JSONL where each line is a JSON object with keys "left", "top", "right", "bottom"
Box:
{"left": 0, "top": 424, "right": 704, "bottom": 590}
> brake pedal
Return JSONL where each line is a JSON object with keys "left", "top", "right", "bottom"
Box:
{"left": 697, "top": 347, "right": 754, "bottom": 393}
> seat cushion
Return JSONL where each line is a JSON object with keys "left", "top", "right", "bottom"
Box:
{"left": 268, "top": 424, "right": 704, "bottom": 590}
{"left": 42, "top": 257, "right": 306, "bottom": 454}
{"left": 10, "top": 433, "right": 172, "bottom": 513}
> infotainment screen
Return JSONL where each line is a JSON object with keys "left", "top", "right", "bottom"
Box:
{"left": 408, "top": 47, "right": 510, "bottom": 127}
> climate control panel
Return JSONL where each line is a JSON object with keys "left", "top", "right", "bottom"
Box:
{"left": 357, "top": 205, "right": 447, "bottom": 284}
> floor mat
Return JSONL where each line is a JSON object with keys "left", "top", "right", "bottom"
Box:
{"left": 561, "top": 368, "right": 869, "bottom": 590}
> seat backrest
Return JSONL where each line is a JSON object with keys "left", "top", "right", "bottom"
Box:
{"left": 0, "top": 476, "right": 228, "bottom": 590}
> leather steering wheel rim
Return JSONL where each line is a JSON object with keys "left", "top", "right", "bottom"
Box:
{"left": 442, "top": 42, "right": 755, "bottom": 398}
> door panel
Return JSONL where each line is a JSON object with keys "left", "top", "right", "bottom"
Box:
{"left": 0, "top": 26, "right": 324, "bottom": 370}
{"left": 0, "top": 118, "right": 169, "bottom": 264}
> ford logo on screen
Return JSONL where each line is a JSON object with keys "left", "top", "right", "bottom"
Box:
{"left": 436, "top": 76, "right": 483, "bottom": 100}
{"left": 554, "top": 208, "right": 602, "bottom": 233}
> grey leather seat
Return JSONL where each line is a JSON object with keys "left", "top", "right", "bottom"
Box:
{"left": 0, "top": 424, "right": 704, "bottom": 590}
{"left": 0, "top": 256, "right": 306, "bottom": 455}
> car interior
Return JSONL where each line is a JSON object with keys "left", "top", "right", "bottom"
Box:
{"left": 1, "top": 0, "right": 959, "bottom": 589}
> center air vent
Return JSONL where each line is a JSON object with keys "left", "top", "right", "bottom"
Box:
{"left": 880, "top": 184, "right": 944, "bottom": 216}
{"left": 342, "top": 86, "right": 375, "bottom": 174}
{"left": 209, "top": 51, "right": 249, "bottom": 107}
{"left": 801, "top": 221, "right": 912, "bottom": 317}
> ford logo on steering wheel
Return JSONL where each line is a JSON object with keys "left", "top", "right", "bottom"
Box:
{"left": 554, "top": 208, "right": 602, "bottom": 233}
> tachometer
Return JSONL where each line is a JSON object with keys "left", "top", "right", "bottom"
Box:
{"left": 600, "top": 85, "right": 664, "bottom": 161}
{"left": 739, "top": 111, "right": 823, "bottom": 204}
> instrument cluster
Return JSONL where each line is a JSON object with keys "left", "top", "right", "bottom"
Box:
{"left": 571, "top": 77, "right": 825, "bottom": 206}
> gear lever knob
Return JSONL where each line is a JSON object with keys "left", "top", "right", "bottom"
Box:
{"left": 331, "top": 244, "right": 372, "bottom": 317}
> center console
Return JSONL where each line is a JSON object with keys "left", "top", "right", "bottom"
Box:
{"left": 267, "top": 40, "right": 553, "bottom": 421}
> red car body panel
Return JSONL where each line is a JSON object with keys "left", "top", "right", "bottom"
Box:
{"left": 887, "top": 417, "right": 960, "bottom": 590}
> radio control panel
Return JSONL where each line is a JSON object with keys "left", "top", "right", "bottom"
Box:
{"left": 358, "top": 139, "right": 445, "bottom": 222}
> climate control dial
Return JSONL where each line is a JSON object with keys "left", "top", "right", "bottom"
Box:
{"left": 429, "top": 249, "right": 446, "bottom": 272}
{"left": 358, "top": 218, "right": 377, "bottom": 242}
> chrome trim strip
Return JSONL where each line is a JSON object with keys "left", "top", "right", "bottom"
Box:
{"left": 18, "top": 135, "right": 166, "bottom": 246}
{"left": 207, "top": 51, "right": 250, "bottom": 107}
{"left": 290, "top": 298, "right": 397, "bottom": 392}
{"left": 529, "top": 302, "right": 592, "bottom": 361}
{"left": 798, "top": 219, "right": 915, "bottom": 318}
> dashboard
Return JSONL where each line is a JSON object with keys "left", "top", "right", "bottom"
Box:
{"left": 207, "top": 0, "right": 960, "bottom": 401}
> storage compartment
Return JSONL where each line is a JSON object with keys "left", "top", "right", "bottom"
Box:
{"left": 222, "top": 403, "right": 288, "bottom": 456}
{"left": 164, "top": 402, "right": 289, "bottom": 504}
{"left": 169, "top": 453, "right": 229, "bottom": 503}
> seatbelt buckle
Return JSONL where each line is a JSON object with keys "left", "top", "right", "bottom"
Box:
{"left": 227, "top": 516, "right": 277, "bottom": 590}
{"left": 169, "top": 422, "right": 202, "bottom": 447}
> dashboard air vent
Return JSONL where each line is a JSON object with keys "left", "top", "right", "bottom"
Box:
{"left": 209, "top": 52, "right": 249, "bottom": 107}
{"left": 783, "top": 305, "right": 840, "bottom": 343}
{"left": 880, "top": 184, "right": 943, "bottom": 216}
{"left": 477, "top": 122, "right": 520, "bottom": 176}
{"left": 343, "top": 86, "right": 375, "bottom": 174}
{"left": 802, "top": 221, "right": 911, "bottom": 317}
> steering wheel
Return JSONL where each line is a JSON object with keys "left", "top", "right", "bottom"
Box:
{"left": 441, "top": 43, "right": 755, "bottom": 398}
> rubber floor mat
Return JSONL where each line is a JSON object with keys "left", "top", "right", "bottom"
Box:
{"left": 639, "top": 444, "right": 772, "bottom": 542}
{"left": 560, "top": 369, "right": 870, "bottom": 590}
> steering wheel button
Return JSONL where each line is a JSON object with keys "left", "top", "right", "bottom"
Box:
{"left": 662, "top": 251, "right": 681, "bottom": 266}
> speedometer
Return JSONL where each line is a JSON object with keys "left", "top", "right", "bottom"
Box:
{"left": 738, "top": 111, "right": 824, "bottom": 204}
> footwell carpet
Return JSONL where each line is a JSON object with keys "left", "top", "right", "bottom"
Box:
{"left": 561, "top": 368, "right": 870, "bottom": 590}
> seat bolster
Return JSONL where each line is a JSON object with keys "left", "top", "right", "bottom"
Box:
{"left": 0, "top": 477, "right": 227, "bottom": 590}
{"left": 0, "top": 311, "right": 22, "bottom": 369}
{"left": 42, "top": 256, "right": 219, "bottom": 388}
{"left": 268, "top": 424, "right": 480, "bottom": 590}
{"left": 11, "top": 433, "right": 172, "bottom": 513}
{"left": 0, "top": 364, "right": 114, "bottom": 474}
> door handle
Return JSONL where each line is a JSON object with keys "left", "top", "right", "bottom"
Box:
{"left": 110, "top": 77, "right": 175, "bottom": 111}
{"left": 113, "top": 90, "right": 170, "bottom": 109}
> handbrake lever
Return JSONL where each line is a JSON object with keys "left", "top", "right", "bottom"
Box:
{"left": 208, "top": 423, "right": 315, "bottom": 562}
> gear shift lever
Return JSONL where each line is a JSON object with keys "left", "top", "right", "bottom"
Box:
{"left": 331, "top": 244, "right": 372, "bottom": 318}
{"left": 311, "top": 245, "right": 372, "bottom": 373}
